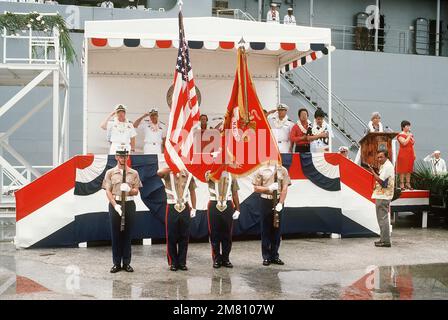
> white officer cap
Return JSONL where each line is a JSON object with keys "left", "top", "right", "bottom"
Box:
{"left": 271, "top": 3, "right": 277, "bottom": 7}
{"left": 149, "top": 108, "right": 158, "bottom": 115}
{"left": 115, "top": 145, "right": 129, "bottom": 156}
{"left": 339, "top": 146, "right": 349, "bottom": 152}
{"left": 288, "top": 7, "right": 293, "bottom": 11}
{"left": 434, "top": 150, "right": 441, "bottom": 154}
{"left": 277, "top": 103, "right": 289, "bottom": 111}
{"left": 115, "top": 104, "right": 127, "bottom": 112}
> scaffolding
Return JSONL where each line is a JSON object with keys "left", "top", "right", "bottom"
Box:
{"left": 0, "top": 12, "right": 69, "bottom": 205}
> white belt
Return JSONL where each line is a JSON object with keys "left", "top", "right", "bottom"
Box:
{"left": 261, "top": 194, "right": 280, "bottom": 200}
{"left": 115, "top": 196, "right": 134, "bottom": 201}
{"left": 209, "top": 197, "right": 232, "bottom": 201}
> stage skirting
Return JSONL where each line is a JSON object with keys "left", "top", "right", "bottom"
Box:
{"left": 14, "top": 153, "right": 381, "bottom": 248}
{"left": 391, "top": 190, "right": 430, "bottom": 213}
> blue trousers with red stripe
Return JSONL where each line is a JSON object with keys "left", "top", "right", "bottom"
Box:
{"left": 165, "top": 204, "right": 190, "bottom": 267}
{"left": 207, "top": 200, "right": 233, "bottom": 263}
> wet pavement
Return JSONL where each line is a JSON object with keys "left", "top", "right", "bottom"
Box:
{"left": 1, "top": 228, "right": 448, "bottom": 300}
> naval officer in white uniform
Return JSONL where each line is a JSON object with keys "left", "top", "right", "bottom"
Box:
{"left": 133, "top": 108, "right": 166, "bottom": 154}
{"left": 100, "top": 104, "right": 137, "bottom": 155}
{"left": 267, "top": 104, "right": 294, "bottom": 153}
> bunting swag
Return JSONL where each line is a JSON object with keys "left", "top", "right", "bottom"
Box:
{"left": 300, "top": 153, "right": 341, "bottom": 191}
{"left": 15, "top": 153, "right": 382, "bottom": 248}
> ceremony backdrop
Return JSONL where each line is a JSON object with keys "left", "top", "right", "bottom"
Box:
{"left": 83, "top": 17, "right": 333, "bottom": 154}
{"left": 15, "top": 153, "right": 382, "bottom": 248}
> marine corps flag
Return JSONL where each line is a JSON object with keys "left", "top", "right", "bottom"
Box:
{"left": 208, "top": 44, "right": 281, "bottom": 180}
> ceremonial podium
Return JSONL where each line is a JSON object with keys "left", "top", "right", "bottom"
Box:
{"left": 359, "top": 132, "right": 398, "bottom": 170}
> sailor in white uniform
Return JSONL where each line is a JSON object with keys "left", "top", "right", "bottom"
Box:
{"left": 267, "top": 104, "right": 294, "bottom": 153}
{"left": 100, "top": 0, "right": 114, "bottom": 8}
{"left": 283, "top": 8, "right": 296, "bottom": 25}
{"left": 266, "top": 3, "right": 280, "bottom": 23}
{"left": 424, "top": 150, "right": 447, "bottom": 175}
{"left": 100, "top": 104, "right": 137, "bottom": 155}
{"left": 133, "top": 108, "right": 166, "bottom": 154}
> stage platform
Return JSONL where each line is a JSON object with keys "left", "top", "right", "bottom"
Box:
{"left": 13, "top": 153, "right": 431, "bottom": 248}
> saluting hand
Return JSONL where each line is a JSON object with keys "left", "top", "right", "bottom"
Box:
{"left": 232, "top": 210, "right": 240, "bottom": 220}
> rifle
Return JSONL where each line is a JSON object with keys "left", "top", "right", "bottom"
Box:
{"left": 273, "top": 165, "right": 280, "bottom": 229}
{"left": 120, "top": 156, "right": 127, "bottom": 232}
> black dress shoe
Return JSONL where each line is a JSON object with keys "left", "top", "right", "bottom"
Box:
{"left": 271, "top": 258, "right": 285, "bottom": 265}
{"left": 170, "top": 265, "right": 178, "bottom": 271}
{"left": 213, "top": 261, "right": 221, "bottom": 268}
{"left": 222, "top": 261, "right": 233, "bottom": 268}
{"left": 110, "top": 265, "right": 121, "bottom": 273}
{"left": 262, "top": 260, "right": 270, "bottom": 266}
{"left": 179, "top": 265, "right": 188, "bottom": 271}
{"left": 123, "top": 264, "right": 134, "bottom": 272}
{"left": 375, "top": 241, "right": 391, "bottom": 248}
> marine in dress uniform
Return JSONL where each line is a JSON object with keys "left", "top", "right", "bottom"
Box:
{"left": 206, "top": 170, "right": 240, "bottom": 269}
{"left": 133, "top": 108, "right": 166, "bottom": 154}
{"left": 158, "top": 167, "right": 197, "bottom": 271}
{"left": 267, "top": 104, "right": 294, "bottom": 153}
{"left": 100, "top": 104, "right": 137, "bottom": 155}
{"left": 102, "top": 148, "right": 142, "bottom": 273}
{"left": 253, "top": 164, "right": 291, "bottom": 266}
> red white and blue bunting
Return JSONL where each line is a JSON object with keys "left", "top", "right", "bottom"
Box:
{"left": 90, "top": 38, "right": 327, "bottom": 51}
{"left": 280, "top": 45, "right": 336, "bottom": 74}
{"left": 89, "top": 38, "right": 332, "bottom": 71}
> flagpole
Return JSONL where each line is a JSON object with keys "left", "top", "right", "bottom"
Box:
{"left": 239, "top": 38, "right": 249, "bottom": 124}
{"left": 178, "top": 1, "right": 195, "bottom": 120}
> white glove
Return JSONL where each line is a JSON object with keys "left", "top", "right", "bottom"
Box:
{"left": 268, "top": 182, "right": 279, "bottom": 192}
{"left": 120, "top": 183, "right": 131, "bottom": 192}
{"left": 232, "top": 210, "right": 240, "bottom": 220}
{"left": 114, "top": 204, "right": 122, "bottom": 216}
{"left": 190, "top": 208, "right": 197, "bottom": 218}
{"left": 275, "top": 203, "right": 283, "bottom": 212}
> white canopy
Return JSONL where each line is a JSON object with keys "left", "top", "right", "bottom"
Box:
{"left": 85, "top": 16, "right": 331, "bottom": 45}
{"left": 83, "top": 17, "right": 334, "bottom": 154}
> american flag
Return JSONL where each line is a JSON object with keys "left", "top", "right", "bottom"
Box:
{"left": 164, "top": 11, "right": 200, "bottom": 173}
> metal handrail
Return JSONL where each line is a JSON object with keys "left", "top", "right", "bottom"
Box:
{"left": 216, "top": 9, "right": 256, "bottom": 21}
{"left": 301, "top": 66, "right": 368, "bottom": 132}
{"left": 294, "top": 74, "right": 366, "bottom": 142}
{"left": 283, "top": 68, "right": 367, "bottom": 146}
{"left": 2, "top": 12, "right": 66, "bottom": 71}
{"left": 281, "top": 73, "right": 360, "bottom": 149}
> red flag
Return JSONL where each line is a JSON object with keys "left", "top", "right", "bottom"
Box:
{"left": 164, "top": 10, "right": 201, "bottom": 176}
{"left": 208, "top": 45, "right": 281, "bottom": 180}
